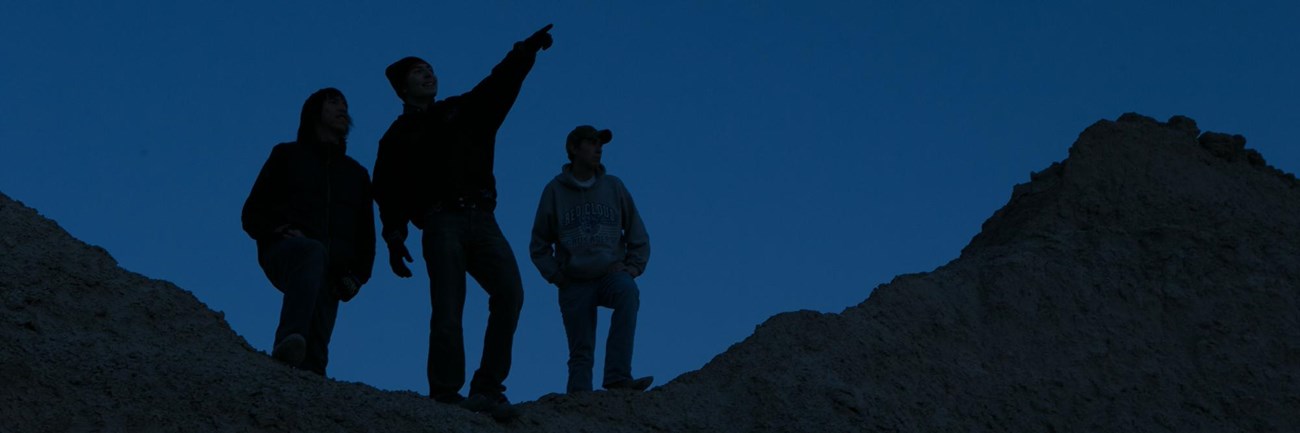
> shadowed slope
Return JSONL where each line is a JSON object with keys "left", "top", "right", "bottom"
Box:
{"left": 0, "top": 192, "right": 503, "bottom": 432}
{"left": 620, "top": 113, "right": 1299, "bottom": 432}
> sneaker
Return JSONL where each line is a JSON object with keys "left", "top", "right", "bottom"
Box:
{"left": 460, "top": 393, "right": 520, "bottom": 422}
{"left": 271, "top": 334, "right": 306, "bottom": 366}
{"left": 430, "top": 392, "right": 465, "bottom": 404}
{"left": 604, "top": 376, "right": 654, "bottom": 391}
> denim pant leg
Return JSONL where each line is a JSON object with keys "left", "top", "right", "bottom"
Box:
{"left": 422, "top": 212, "right": 469, "bottom": 396}
{"left": 258, "top": 237, "right": 329, "bottom": 366}
{"left": 558, "top": 280, "right": 598, "bottom": 393}
{"left": 598, "top": 272, "right": 640, "bottom": 387}
{"left": 300, "top": 287, "right": 340, "bottom": 375}
{"left": 464, "top": 211, "right": 524, "bottom": 397}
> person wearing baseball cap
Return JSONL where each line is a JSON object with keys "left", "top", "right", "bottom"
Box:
{"left": 370, "top": 24, "right": 554, "bottom": 421}
{"left": 530, "top": 125, "right": 654, "bottom": 394}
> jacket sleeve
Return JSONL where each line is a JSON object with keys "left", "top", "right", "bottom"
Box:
{"left": 618, "top": 179, "right": 651, "bottom": 277}
{"left": 241, "top": 145, "right": 287, "bottom": 241}
{"left": 463, "top": 41, "right": 539, "bottom": 133}
{"left": 353, "top": 170, "right": 377, "bottom": 286}
{"left": 529, "top": 184, "right": 563, "bottom": 284}
{"left": 372, "top": 126, "right": 408, "bottom": 246}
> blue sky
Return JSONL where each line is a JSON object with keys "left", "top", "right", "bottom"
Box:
{"left": 3, "top": 1, "right": 1298, "bottom": 401}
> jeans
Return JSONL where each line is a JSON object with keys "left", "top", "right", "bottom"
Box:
{"left": 421, "top": 209, "right": 524, "bottom": 397}
{"left": 258, "top": 237, "right": 338, "bottom": 375}
{"left": 558, "top": 271, "right": 640, "bottom": 392}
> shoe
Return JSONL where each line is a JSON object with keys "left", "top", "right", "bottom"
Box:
{"left": 604, "top": 376, "right": 654, "bottom": 391}
{"left": 272, "top": 334, "right": 306, "bottom": 366}
{"left": 460, "top": 393, "right": 520, "bottom": 422}
{"left": 431, "top": 392, "right": 465, "bottom": 404}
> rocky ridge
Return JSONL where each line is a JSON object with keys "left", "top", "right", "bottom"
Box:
{"left": 2, "top": 113, "right": 1297, "bottom": 432}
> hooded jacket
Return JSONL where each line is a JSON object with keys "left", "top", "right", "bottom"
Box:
{"left": 372, "top": 42, "right": 539, "bottom": 240}
{"left": 241, "top": 140, "right": 376, "bottom": 285}
{"left": 530, "top": 164, "right": 650, "bottom": 282}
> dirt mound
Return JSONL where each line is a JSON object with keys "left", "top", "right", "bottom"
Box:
{"left": 3, "top": 113, "right": 1297, "bottom": 432}
{"left": 0, "top": 192, "right": 502, "bottom": 432}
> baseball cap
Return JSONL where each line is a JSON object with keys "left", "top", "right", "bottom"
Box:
{"left": 566, "top": 125, "right": 613, "bottom": 146}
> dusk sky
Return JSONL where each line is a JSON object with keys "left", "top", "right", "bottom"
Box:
{"left": 3, "top": 1, "right": 1298, "bottom": 402}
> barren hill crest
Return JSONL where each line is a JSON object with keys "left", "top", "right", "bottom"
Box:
{"left": 2, "top": 113, "right": 1297, "bottom": 432}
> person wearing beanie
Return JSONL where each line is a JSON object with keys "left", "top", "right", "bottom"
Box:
{"left": 529, "top": 125, "right": 653, "bottom": 394}
{"left": 241, "top": 88, "right": 376, "bottom": 376}
{"left": 370, "top": 24, "right": 553, "bottom": 421}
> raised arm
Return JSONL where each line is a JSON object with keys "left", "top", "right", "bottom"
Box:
{"left": 463, "top": 24, "right": 553, "bottom": 131}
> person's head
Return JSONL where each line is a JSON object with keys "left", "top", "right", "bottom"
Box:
{"left": 297, "top": 87, "right": 352, "bottom": 144}
{"left": 385, "top": 56, "right": 437, "bottom": 104}
{"left": 566, "top": 125, "right": 613, "bottom": 168}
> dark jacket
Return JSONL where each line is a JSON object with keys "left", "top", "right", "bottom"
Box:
{"left": 372, "top": 43, "right": 539, "bottom": 238}
{"left": 242, "top": 140, "right": 376, "bottom": 285}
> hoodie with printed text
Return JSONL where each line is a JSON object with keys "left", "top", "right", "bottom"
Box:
{"left": 530, "top": 164, "right": 649, "bottom": 283}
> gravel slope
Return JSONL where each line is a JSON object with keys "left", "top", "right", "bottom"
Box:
{"left": 2, "top": 113, "right": 1296, "bottom": 432}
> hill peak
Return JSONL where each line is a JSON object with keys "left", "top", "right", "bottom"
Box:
{"left": 3, "top": 113, "right": 1297, "bottom": 432}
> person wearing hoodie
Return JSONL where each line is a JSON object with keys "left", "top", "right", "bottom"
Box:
{"left": 241, "top": 88, "right": 376, "bottom": 376}
{"left": 371, "top": 24, "right": 553, "bottom": 420}
{"left": 530, "top": 125, "right": 653, "bottom": 394}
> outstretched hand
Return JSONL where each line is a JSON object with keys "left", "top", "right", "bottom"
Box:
{"left": 389, "top": 242, "right": 414, "bottom": 278}
{"left": 525, "top": 23, "right": 553, "bottom": 51}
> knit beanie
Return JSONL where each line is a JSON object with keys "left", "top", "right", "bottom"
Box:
{"left": 385, "top": 56, "right": 430, "bottom": 99}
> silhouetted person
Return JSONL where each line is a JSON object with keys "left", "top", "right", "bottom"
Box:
{"left": 241, "top": 88, "right": 376, "bottom": 376}
{"left": 371, "top": 24, "right": 553, "bottom": 419}
{"left": 530, "top": 125, "right": 652, "bottom": 394}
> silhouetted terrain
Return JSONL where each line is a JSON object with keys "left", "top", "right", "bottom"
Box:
{"left": 2, "top": 113, "right": 1297, "bottom": 432}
